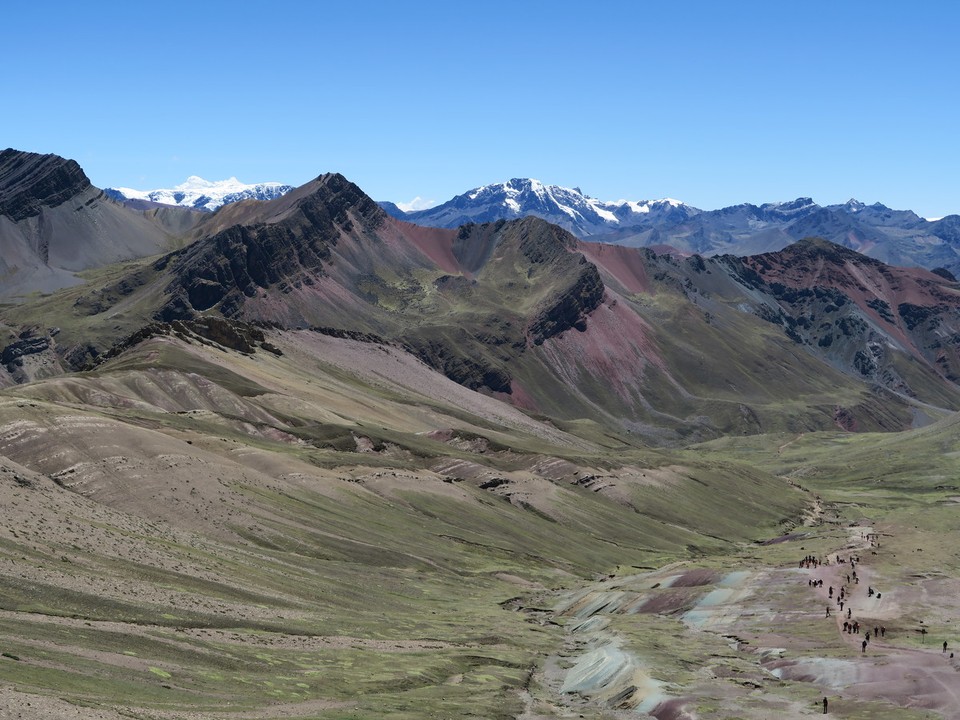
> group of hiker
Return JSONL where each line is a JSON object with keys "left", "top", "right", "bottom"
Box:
{"left": 804, "top": 550, "right": 884, "bottom": 651}
{"left": 802, "top": 534, "right": 950, "bottom": 713}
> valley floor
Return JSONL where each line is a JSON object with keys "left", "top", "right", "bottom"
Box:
{"left": 3, "top": 484, "right": 959, "bottom": 719}
{"left": 525, "top": 488, "right": 960, "bottom": 719}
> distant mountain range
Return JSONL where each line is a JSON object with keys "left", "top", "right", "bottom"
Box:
{"left": 383, "top": 179, "right": 960, "bottom": 277}
{"left": 106, "top": 176, "right": 294, "bottom": 212}
{"left": 381, "top": 178, "right": 694, "bottom": 237}
{"left": 93, "top": 172, "right": 960, "bottom": 278}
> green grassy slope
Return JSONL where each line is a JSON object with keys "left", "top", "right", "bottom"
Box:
{"left": 0, "top": 332, "right": 805, "bottom": 718}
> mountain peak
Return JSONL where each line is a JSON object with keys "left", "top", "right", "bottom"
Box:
{"left": 0, "top": 148, "right": 92, "bottom": 222}
{"left": 780, "top": 235, "right": 882, "bottom": 266}
{"left": 400, "top": 178, "right": 694, "bottom": 237}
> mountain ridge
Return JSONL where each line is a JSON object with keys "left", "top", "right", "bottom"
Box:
{"left": 384, "top": 178, "right": 960, "bottom": 276}
{"left": 8, "top": 166, "right": 959, "bottom": 443}
{"left": 0, "top": 149, "right": 197, "bottom": 301}
{"left": 106, "top": 175, "right": 294, "bottom": 212}
{"left": 383, "top": 177, "right": 697, "bottom": 237}
{"left": 5, "top": 151, "right": 960, "bottom": 442}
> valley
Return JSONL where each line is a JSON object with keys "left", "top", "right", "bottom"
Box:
{"left": 0, "top": 148, "right": 959, "bottom": 718}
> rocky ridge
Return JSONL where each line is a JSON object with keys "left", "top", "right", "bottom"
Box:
{"left": 0, "top": 148, "right": 92, "bottom": 222}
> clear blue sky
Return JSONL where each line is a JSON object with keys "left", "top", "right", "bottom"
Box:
{"left": 5, "top": 1, "right": 958, "bottom": 218}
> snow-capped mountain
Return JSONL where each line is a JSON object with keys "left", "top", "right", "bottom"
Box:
{"left": 382, "top": 179, "right": 960, "bottom": 275}
{"left": 382, "top": 178, "right": 698, "bottom": 237}
{"left": 105, "top": 176, "right": 294, "bottom": 212}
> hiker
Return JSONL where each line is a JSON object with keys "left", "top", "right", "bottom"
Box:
{"left": 862, "top": 639, "right": 867, "bottom": 653}
{"left": 944, "top": 641, "right": 949, "bottom": 653}
{"left": 840, "top": 601, "right": 844, "bottom": 611}
{"left": 881, "top": 626, "right": 886, "bottom": 637}
{"left": 874, "top": 626, "right": 879, "bottom": 638}
{"left": 847, "top": 608, "right": 851, "bottom": 619}
{"left": 829, "top": 586, "right": 833, "bottom": 598}
{"left": 826, "top": 606, "right": 831, "bottom": 617}
{"left": 843, "top": 621, "right": 849, "bottom": 632}
{"left": 823, "top": 696, "right": 828, "bottom": 713}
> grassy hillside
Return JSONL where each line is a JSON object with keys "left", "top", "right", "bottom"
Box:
{"left": 0, "top": 331, "right": 805, "bottom": 718}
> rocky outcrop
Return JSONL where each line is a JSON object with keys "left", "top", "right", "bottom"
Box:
{"left": 0, "top": 149, "right": 92, "bottom": 221}
{"left": 528, "top": 261, "right": 605, "bottom": 345}
{"left": 88, "top": 317, "right": 281, "bottom": 369}
{"left": 1, "top": 333, "right": 51, "bottom": 369}
{"left": 403, "top": 335, "right": 513, "bottom": 394}
{"left": 734, "top": 237, "right": 960, "bottom": 397}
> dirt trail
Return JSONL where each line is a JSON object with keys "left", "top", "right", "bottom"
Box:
{"left": 778, "top": 433, "right": 806, "bottom": 454}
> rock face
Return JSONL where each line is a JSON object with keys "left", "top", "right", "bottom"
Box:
{"left": 734, "top": 237, "right": 960, "bottom": 394}
{"left": 90, "top": 317, "right": 280, "bottom": 369}
{"left": 157, "top": 173, "right": 384, "bottom": 320}
{"left": 529, "top": 260, "right": 604, "bottom": 345}
{"left": 1, "top": 333, "right": 51, "bottom": 368}
{"left": 0, "top": 149, "right": 185, "bottom": 301}
{"left": 0, "top": 327, "right": 63, "bottom": 386}
{"left": 0, "top": 149, "right": 91, "bottom": 222}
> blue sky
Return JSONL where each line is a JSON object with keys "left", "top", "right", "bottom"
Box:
{"left": 5, "top": 1, "right": 959, "bottom": 218}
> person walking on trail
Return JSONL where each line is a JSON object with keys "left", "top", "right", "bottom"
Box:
{"left": 826, "top": 606, "right": 831, "bottom": 617}
{"left": 945, "top": 641, "right": 949, "bottom": 653}
{"left": 862, "top": 639, "right": 867, "bottom": 653}
{"left": 823, "top": 696, "right": 828, "bottom": 713}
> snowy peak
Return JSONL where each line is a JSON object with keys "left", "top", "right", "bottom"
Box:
{"left": 755, "top": 197, "right": 820, "bottom": 222}
{"left": 106, "top": 176, "right": 294, "bottom": 212}
{"left": 397, "top": 178, "right": 697, "bottom": 237}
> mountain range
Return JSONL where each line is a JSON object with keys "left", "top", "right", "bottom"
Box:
{"left": 4, "top": 148, "right": 960, "bottom": 443}
{"left": 89, "top": 170, "right": 960, "bottom": 281}
{"left": 106, "top": 175, "right": 294, "bottom": 212}
{"left": 382, "top": 177, "right": 694, "bottom": 238}
{"left": 4, "top": 148, "right": 960, "bottom": 718}
{"left": 383, "top": 179, "right": 960, "bottom": 278}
